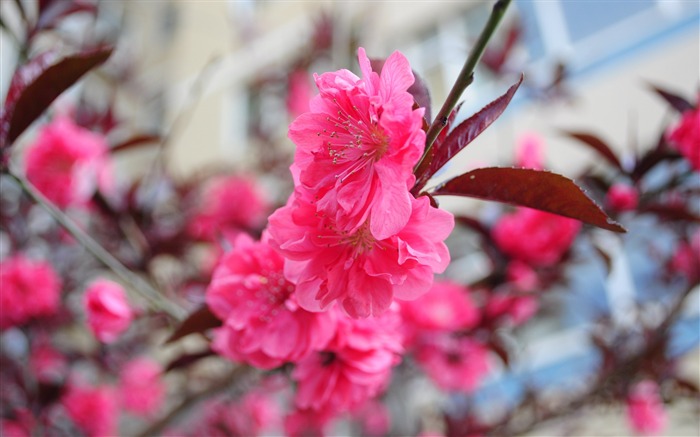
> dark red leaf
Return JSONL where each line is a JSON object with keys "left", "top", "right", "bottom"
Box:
{"left": 562, "top": 131, "right": 622, "bottom": 170}
{"left": 165, "top": 305, "right": 222, "bottom": 344}
{"left": 640, "top": 204, "right": 700, "bottom": 223}
{"left": 0, "top": 46, "right": 113, "bottom": 148}
{"left": 413, "top": 102, "right": 464, "bottom": 193}
{"left": 649, "top": 84, "right": 694, "bottom": 113}
{"left": 165, "top": 348, "right": 215, "bottom": 373}
{"left": 431, "top": 167, "right": 626, "bottom": 233}
{"left": 414, "top": 75, "right": 523, "bottom": 193}
{"left": 110, "top": 134, "right": 161, "bottom": 153}
{"left": 632, "top": 149, "right": 682, "bottom": 182}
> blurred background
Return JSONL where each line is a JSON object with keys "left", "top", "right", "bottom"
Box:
{"left": 1, "top": 1, "right": 698, "bottom": 436}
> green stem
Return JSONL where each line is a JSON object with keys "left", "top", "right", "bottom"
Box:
{"left": 415, "top": 0, "right": 512, "bottom": 171}
{"left": 7, "top": 169, "right": 186, "bottom": 320}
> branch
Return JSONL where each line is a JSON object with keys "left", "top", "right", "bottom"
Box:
{"left": 136, "top": 365, "right": 260, "bottom": 437}
{"left": 415, "top": 0, "right": 512, "bottom": 171}
{"left": 6, "top": 168, "right": 186, "bottom": 320}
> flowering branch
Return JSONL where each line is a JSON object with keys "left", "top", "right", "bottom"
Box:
{"left": 416, "top": 0, "right": 512, "bottom": 170}
{"left": 6, "top": 167, "right": 186, "bottom": 320}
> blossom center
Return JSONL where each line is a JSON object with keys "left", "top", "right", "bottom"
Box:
{"left": 319, "top": 98, "right": 390, "bottom": 183}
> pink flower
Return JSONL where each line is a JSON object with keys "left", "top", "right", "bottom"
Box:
{"left": 120, "top": 357, "right": 165, "bottom": 417}
{"left": 83, "top": 279, "right": 133, "bottom": 343}
{"left": 269, "top": 192, "right": 453, "bottom": 318}
{"left": 492, "top": 207, "right": 581, "bottom": 267}
{"left": 666, "top": 106, "right": 700, "bottom": 171}
{"left": 400, "top": 280, "right": 479, "bottom": 336}
{"left": 30, "top": 339, "right": 67, "bottom": 384}
{"left": 196, "top": 392, "right": 279, "bottom": 437}
{"left": 415, "top": 334, "right": 490, "bottom": 393}
{"left": 284, "top": 406, "right": 335, "bottom": 437}
{"left": 669, "top": 229, "right": 700, "bottom": 281}
{"left": 0, "top": 255, "right": 61, "bottom": 329}
{"left": 188, "top": 174, "right": 269, "bottom": 241}
{"left": 485, "top": 293, "right": 538, "bottom": 326}
{"left": 515, "top": 132, "right": 544, "bottom": 170}
{"left": 292, "top": 307, "right": 403, "bottom": 414}
{"left": 506, "top": 260, "right": 539, "bottom": 292}
{"left": 606, "top": 183, "right": 639, "bottom": 211}
{"left": 626, "top": 380, "right": 667, "bottom": 436}
{"left": 352, "top": 399, "right": 391, "bottom": 437}
{"left": 207, "top": 234, "right": 336, "bottom": 368}
{"left": 289, "top": 47, "right": 425, "bottom": 239}
{"left": 25, "top": 116, "right": 111, "bottom": 208}
{"left": 62, "top": 384, "right": 118, "bottom": 437}
{"left": 0, "top": 410, "right": 34, "bottom": 437}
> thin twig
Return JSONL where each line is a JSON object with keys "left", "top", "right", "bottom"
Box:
{"left": 7, "top": 167, "right": 186, "bottom": 320}
{"left": 415, "top": 0, "right": 512, "bottom": 172}
{"left": 136, "top": 365, "right": 260, "bottom": 437}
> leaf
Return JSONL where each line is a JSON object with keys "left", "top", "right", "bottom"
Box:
{"left": 0, "top": 46, "right": 113, "bottom": 148}
{"left": 165, "top": 305, "right": 222, "bottom": 344}
{"left": 562, "top": 131, "right": 622, "bottom": 170}
{"left": 432, "top": 167, "right": 626, "bottom": 233}
{"left": 414, "top": 74, "right": 523, "bottom": 193}
{"left": 631, "top": 148, "right": 682, "bottom": 182}
{"left": 640, "top": 204, "right": 700, "bottom": 223}
{"left": 648, "top": 84, "right": 694, "bottom": 113}
{"left": 110, "top": 134, "right": 161, "bottom": 153}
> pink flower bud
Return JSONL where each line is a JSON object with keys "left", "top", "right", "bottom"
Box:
{"left": 83, "top": 279, "right": 133, "bottom": 343}
{"left": 626, "top": 380, "right": 667, "bottom": 436}
{"left": 606, "top": 183, "right": 639, "bottom": 211}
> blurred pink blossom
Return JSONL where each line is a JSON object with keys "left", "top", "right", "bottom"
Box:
{"left": 208, "top": 234, "right": 336, "bottom": 369}
{"left": 120, "top": 357, "right": 165, "bottom": 417}
{"left": 515, "top": 132, "right": 544, "bottom": 170}
{"left": 287, "top": 69, "right": 313, "bottom": 119}
{"left": 492, "top": 208, "right": 581, "bottom": 267}
{"left": 30, "top": 339, "right": 67, "bottom": 384}
{"left": 83, "top": 279, "right": 133, "bottom": 343}
{"left": 188, "top": 175, "right": 270, "bottom": 241}
{"left": 626, "top": 380, "right": 667, "bottom": 436}
{"left": 485, "top": 293, "right": 538, "bottom": 326}
{"left": 400, "top": 280, "right": 479, "bottom": 342}
{"left": 289, "top": 47, "right": 425, "bottom": 240}
{"left": 284, "top": 406, "right": 334, "bottom": 437}
{"left": 196, "top": 391, "right": 279, "bottom": 437}
{"left": 352, "top": 399, "right": 391, "bottom": 437}
{"left": 606, "top": 183, "right": 639, "bottom": 211}
{"left": 669, "top": 229, "right": 700, "bottom": 281}
{"left": 25, "top": 116, "right": 112, "bottom": 208}
{"left": 506, "top": 260, "right": 539, "bottom": 292}
{"left": 292, "top": 306, "right": 403, "bottom": 414}
{"left": 0, "top": 255, "right": 61, "bottom": 329}
{"left": 666, "top": 106, "right": 700, "bottom": 171}
{"left": 415, "top": 334, "right": 490, "bottom": 393}
{"left": 61, "top": 383, "right": 118, "bottom": 437}
{"left": 0, "top": 409, "right": 34, "bottom": 437}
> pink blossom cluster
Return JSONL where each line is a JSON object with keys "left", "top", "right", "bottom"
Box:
{"left": 268, "top": 47, "right": 454, "bottom": 318}
{"left": 59, "top": 358, "right": 166, "bottom": 436}
{"left": 25, "top": 116, "right": 112, "bottom": 208}
{"left": 666, "top": 105, "right": 700, "bottom": 171}
{"left": 0, "top": 255, "right": 61, "bottom": 330}
{"left": 401, "top": 281, "right": 490, "bottom": 393}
